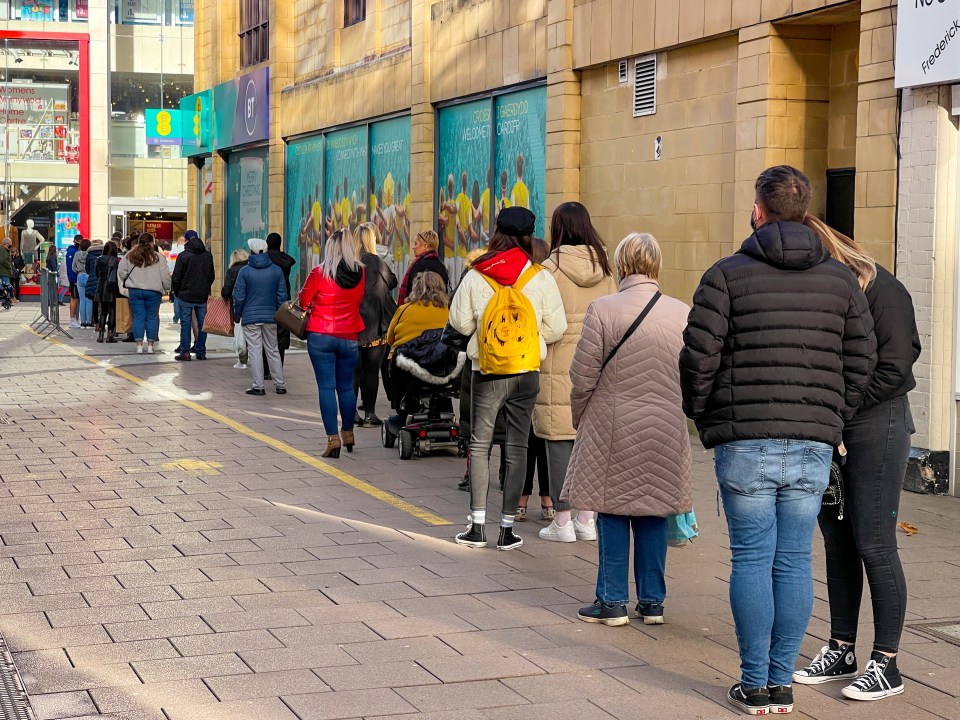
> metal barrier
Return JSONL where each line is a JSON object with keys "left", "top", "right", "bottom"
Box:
{"left": 29, "top": 269, "right": 72, "bottom": 339}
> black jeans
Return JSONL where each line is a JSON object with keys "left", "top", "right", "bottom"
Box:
{"left": 523, "top": 429, "right": 549, "bottom": 498}
{"left": 353, "top": 343, "right": 389, "bottom": 413}
{"left": 98, "top": 300, "right": 116, "bottom": 333}
{"left": 469, "top": 372, "right": 539, "bottom": 517}
{"left": 818, "top": 394, "right": 914, "bottom": 654}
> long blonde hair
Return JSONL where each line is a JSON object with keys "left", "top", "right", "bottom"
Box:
{"left": 321, "top": 228, "right": 361, "bottom": 280}
{"left": 355, "top": 223, "right": 380, "bottom": 255}
{"left": 804, "top": 215, "right": 876, "bottom": 290}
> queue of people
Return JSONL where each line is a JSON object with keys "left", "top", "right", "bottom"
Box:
{"left": 42, "top": 163, "right": 917, "bottom": 717}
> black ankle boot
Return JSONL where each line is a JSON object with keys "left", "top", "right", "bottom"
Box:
{"left": 497, "top": 526, "right": 523, "bottom": 551}
{"left": 455, "top": 523, "right": 487, "bottom": 548}
{"left": 97, "top": 330, "right": 104, "bottom": 343}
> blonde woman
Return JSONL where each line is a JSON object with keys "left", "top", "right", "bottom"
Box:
{"left": 354, "top": 223, "right": 398, "bottom": 426}
{"left": 398, "top": 229, "right": 447, "bottom": 304}
{"left": 299, "top": 228, "right": 365, "bottom": 458}
{"left": 793, "top": 216, "right": 920, "bottom": 702}
{"left": 564, "top": 232, "right": 692, "bottom": 626}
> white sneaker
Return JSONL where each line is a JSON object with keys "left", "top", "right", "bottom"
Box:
{"left": 136, "top": 345, "right": 144, "bottom": 354}
{"left": 69, "top": 320, "right": 80, "bottom": 328}
{"left": 147, "top": 344, "right": 154, "bottom": 354}
{"left": 574, "top": 517, "right": 597, "bottom": 541}
{"left": 539, "top": 520, "right": 576, "bottom": 543}
{"left": 233, "top": 362, "right": 247, "bottom": 369}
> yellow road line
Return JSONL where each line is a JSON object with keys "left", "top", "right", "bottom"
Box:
{"left": 22, "top": 325, "right": 452, "bottom": 526}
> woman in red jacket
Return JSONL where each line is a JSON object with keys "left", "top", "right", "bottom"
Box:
{"left": 299, "top": 228, "right": 365, "bottom": 458}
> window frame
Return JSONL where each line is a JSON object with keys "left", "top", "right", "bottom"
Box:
{"left": 343, "top": 0, "right": 366, "bottom": 28}
{"left": 239, "top": 0, "right": 269, "bottom": 68}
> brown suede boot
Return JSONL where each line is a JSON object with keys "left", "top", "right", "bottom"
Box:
{"left": 341, "top": 430, "right": 355, "bottom": 453}
{"left": 322, "top": 435, "right": 341, "bottom": 459}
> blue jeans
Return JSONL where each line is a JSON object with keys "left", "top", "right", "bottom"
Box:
{"left": 596, "top": 513, "right": 667, "bottom": 606}
{"left": 128, "top": 288, "right": 163, "bottom": 342}
{"left": 307, "top": 333, "right": 359, "bottom": 435}
{"left": 178, "top": 300, "right": 208, "bottom": 357}
{"left": 716, "top": 438, "right": 832, "bottom": 688}
{"left": 172, "top": 293, "right": 181, "bottom": 322}
{"left": 77, "top": 273, "right": 92, "bottom": 324}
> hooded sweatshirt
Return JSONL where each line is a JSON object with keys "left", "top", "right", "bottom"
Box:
{"left": 448, "top": 246, "right": 567, "bottom": 373}
{"left": 84, "top": 242, "right": 104, "bottom": 299}
{"left": 171, "top": 236, "right": 216, "bottom": 304}
{"left": 679, "top": 220, "right": 877, "bottom": 449}
{"left": 232, "top": 253, "right": 287, "bottom": 325}
{"left": 532, "top": 245, "right": 619, "bottom": 441}
{"left": 267, "top": 248, "right": 296, "bottom": 299}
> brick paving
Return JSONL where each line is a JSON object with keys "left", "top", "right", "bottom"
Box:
{"left": 1, "top": 304, "right": 959, "bottom": 719}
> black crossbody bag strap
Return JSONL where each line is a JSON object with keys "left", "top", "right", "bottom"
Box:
{"left": 601, "top": 291, "right": 661, "bottom": 371}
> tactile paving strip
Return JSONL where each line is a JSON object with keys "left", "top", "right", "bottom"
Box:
{"left": 0, "top": 631, "right": 34, "bottom": 720}
{"left": 911, "top": 621, "right": 960, "bottom": 647}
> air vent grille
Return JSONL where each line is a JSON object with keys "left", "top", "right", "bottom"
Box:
{"left": 633, "top": 55, "right": 656, "bottom": 117}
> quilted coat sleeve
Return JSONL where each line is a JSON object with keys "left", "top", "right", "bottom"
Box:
{"left": 679, "top": 264, "right": 731, "bottom": 420}
{"left": 569, "top": 304, "right": 604, "bottom": 431}
{"left": 840, "top": 285, "right": 877, "bottom": 421}
{"left": 448, "top": 271, "right": 479, "bottom": 338}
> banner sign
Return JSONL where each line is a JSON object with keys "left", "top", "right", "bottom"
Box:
{"left": 179, "top": 0, "right": 193, "bottom": 23}
{"left": 323, "top": 126, "right": 368, "bottom": 243}
{"left": 0, "top": 83, "right": 69, "bottom": 126}
{"left": 180, "top": 89, "right": 212, "bottom": 156}
{"left": 143, "top": 221, "right": 174, "bottom": 241}
{"left": 370, "top": 116, "right": 412, "bottom": 280}
{"left": 213, "top": 67, "right": 270, "bottom": 150}
{"left": 54, "top": 212, "right": 81, "bottom": 248}
{"left": 145, "top": 109, "right": 183, "bottom": 146}
{"left": 75, "top": 0, "right": 89, "bottom": 18}
{"left": 895, "top": 0, "right": 960, "bottom": 88}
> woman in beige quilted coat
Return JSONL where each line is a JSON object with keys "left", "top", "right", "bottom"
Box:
{"left": 563, "top": 232, "right": 693, "bottom": 628}
{"left": 533, "top": 202, "right": 619, "bottom": 544}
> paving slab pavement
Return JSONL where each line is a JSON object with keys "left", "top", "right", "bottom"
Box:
{"left": 1, "top": 304, "right": 959, "bottom": 719}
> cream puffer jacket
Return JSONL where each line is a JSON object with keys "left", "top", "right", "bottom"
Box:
{"left": 532, "top": 246, "right": 618, "bottom": 441}
{"left": 561, "top": 275, "right": 693, "bottom": 517}
{"left": 448, "top": 259, "right": 567, "bottom": 373}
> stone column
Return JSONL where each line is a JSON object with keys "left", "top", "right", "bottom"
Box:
{"left": 545, "top": 0, "right": 580, "bottom": 215}
{"left": 409, "top": 0, "right": 434, "bottom": 231}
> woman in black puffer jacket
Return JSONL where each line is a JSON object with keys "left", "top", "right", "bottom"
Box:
{"left": 84, "top": 239, "right": 104, "bottom": 332}
{"left": 221, "top": 247, "right": 250, "bottom": 368}
{"left": 353, "top": 223, "right": 397, "bottom": 427}
{"left": 792, "top": 217, "right": 921, "bottom": 702}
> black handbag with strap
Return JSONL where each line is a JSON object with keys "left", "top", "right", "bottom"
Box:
{"left": 601, "top": 291, "right": 661, "bottom": 371}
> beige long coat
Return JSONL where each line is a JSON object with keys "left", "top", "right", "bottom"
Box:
{"left": 561, "top": 275, "right": 693, "bottom": 517}
{"left": 532, "top": 246, "right": 619, "bottom": 441}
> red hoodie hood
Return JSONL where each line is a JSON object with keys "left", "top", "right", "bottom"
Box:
{"left": 472, "top": 247, "right": 530, "bottom": 285}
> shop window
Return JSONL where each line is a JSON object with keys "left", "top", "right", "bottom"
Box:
{"left": 1, "top": 0, "right": 90, "bottom": 22}
{"left": 109, "top": 1, "right": 193, "bottom": 26}
{"left": 344, "top": 0, "right": 365, "bottom": 27}
{"left": 239, "top": 0, "right": 269, "bottom": 67}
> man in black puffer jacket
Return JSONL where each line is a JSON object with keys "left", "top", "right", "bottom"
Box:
{"left": 171, "top": 230, "right": 215, "bottom": 361}
{"left": 680, "top": 165, "right": 877, "bottom": 717}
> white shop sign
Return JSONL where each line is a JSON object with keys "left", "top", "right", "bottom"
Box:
{"left": 895, "top": 0, "right": 960, "bottom": 88}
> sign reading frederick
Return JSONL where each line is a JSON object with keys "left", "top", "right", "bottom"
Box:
{"left": 895, "top": 0, "right": 960, "bottom": 88}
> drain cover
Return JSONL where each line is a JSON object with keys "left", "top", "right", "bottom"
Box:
{"left": 910, "top": 621, "right": 960, "bottom": 647}
{"left": 0, "top": 631, "right": 34, "bottom": 720}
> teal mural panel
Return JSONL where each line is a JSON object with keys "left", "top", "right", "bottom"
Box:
{"left": 323, "top": 126, "right": 369, "bottom": 240}
{"left": 494, "top": 87, "right": 547, "bottom": 239}
{"left": 369, "top": 116, "right": 412, "bottom": 282}
{"left": 285, "top": 135, "right": 325, "bottom": 295}
{"left": 437, "top": 98, "right": 493, "bottom": 283}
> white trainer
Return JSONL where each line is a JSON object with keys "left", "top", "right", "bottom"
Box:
{"left": 136, "top": 344, "right": 144, "bottom": 354}
{"left": 233, "top": 362, "right": 247, "bottom": 369}
{"left": 538, "top": 520, "right": 576, "bottom": 543}
{"left": 574, "top": 517, "right": 597, "bottom": 541}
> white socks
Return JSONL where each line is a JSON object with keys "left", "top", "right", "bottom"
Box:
{"left": 501, "top": 514, "right": 515, "bottom": 528}
{"left": 470, "top": 510, "right": 486, "bottom": 525}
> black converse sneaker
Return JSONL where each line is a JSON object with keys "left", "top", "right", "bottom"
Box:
{"left": 841, "top": 653, "right": 904, "bottom": 701}
{"left": 727, "top": 684, "right": 770, "bottom": 715}
{"left": 455, "top": 522, "right": 487, "bottom": 548}
{"left": 578, "top": 601, "right": 629, "bottom": 626}
{"left": 496, "top": 526, "right": 523, "bottom": 550}
{"left": 792, "top": 640, "right": 857, "bottom": 684}
{"left": 767, "top": 685, "right": 793, "bottom": 714}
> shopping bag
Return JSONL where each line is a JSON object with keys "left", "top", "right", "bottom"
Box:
{"left": 667, "top": 510, "right": 699, "bottom": 548}
{"left": 234, "top": 323, "right": 248, "bottom": 365}
{"left": 202, "top": 297, "right": 234, "bottom": 337}
{"left": 115, "top": 297, "right": 132, "bottom": 334}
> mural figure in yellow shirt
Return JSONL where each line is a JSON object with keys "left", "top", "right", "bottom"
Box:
{"left": 510, "top": 153, "right": 529, "bottom": 210}
{"left": 340, "top": 177, "right": 353, "bottom": 232}
{"left": 438, "top": 174, "right": 458, "bottom": 259}
{"left": 455, "top": 171, "right": 473, "bottom": 258}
